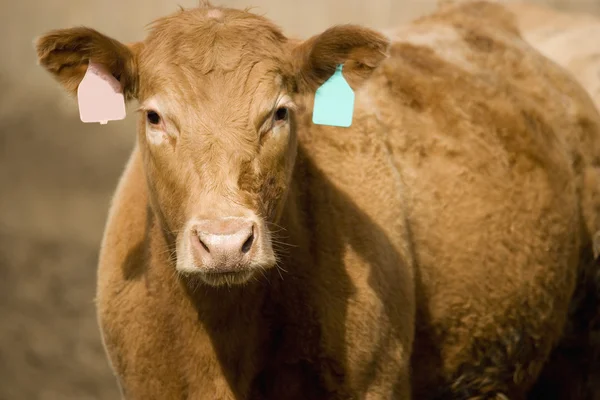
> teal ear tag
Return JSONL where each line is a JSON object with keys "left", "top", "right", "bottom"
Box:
{"left": 312, "top": 64, "right": 355, "bottom": 128}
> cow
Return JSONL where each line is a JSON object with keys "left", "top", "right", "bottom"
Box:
{"left": 35, "top": 1, "right": 600, "bottom": 398}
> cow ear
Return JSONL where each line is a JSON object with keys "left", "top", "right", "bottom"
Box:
{"left": 35, "top": 27, "right": 141, "bottom": 100}
{"left": 291, "top": 25, "right": 389, "bottom": 93}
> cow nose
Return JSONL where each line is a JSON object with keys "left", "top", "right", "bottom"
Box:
{"left": 191, "top": 218, "right": 256, "bottom": 270}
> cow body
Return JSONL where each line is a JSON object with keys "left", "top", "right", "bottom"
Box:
{"left": 382, "top": 3, "right": 600, "bottom": 397}
{"left": 37, "top": 1, "right": 600, "bottom": 399}
{"left": 504, "top": 3, "right": 600, "bottom": 398}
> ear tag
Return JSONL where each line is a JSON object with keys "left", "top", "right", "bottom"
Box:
{"left": 77, "top": 60, "right": 126, "bottom": 125}
{"left": 312, "top": 64, "right": 355, "bottom": 128}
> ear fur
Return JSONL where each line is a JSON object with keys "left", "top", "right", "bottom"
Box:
{"left": 35, "top": 27, "right": 141, "bottom": 100}
{"left": 291, "top": 25, "right": 390, "bottom": 92}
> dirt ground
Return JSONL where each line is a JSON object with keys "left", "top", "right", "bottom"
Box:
{"left": 1, "top": 0, "right": 599, "bottom": 399}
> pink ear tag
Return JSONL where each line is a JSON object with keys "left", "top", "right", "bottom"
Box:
{"left": 77, "top": 60, "right": 126, "bottom": 125}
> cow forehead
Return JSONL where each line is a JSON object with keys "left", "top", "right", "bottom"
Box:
{"left": 137, "top": 7, "right": 292, "bottom": 104}
{"left": 140, "top": 7, "right": 288, "bottom": 73}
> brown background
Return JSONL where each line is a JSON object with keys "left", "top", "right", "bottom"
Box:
{"left": 1, "top": 0, "right": 599, "bottom": 398}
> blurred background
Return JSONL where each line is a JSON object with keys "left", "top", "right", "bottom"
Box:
{"left": 1, "top": 0, "right": 599, "bottom": 399}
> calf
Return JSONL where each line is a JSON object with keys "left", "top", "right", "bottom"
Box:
{"left": 36, "top": 1, "right": 600, "bottom": 398}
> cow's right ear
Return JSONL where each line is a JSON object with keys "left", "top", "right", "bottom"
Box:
{"left": 35, "top": 27, "right": 141, "bottom": 100}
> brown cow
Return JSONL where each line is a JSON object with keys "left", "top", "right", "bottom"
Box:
{"left": 35, "top": 1, "right": 600, "bottom": 398}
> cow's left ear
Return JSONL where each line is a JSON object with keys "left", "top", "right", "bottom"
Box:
{"left": 291, "top": 25, "right": 390, "bottom": 93}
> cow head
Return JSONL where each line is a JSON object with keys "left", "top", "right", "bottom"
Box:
{"left": 36, "top": 2, "right": 389, "bottom": 286}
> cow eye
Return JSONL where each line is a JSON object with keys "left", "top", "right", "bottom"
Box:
{"left": 273, "top": 107, "right": 288, "bottom": 123}
{"left": 147, "top": 110, "right": 161, "bottom": 125}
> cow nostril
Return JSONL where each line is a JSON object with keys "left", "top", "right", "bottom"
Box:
{"left": 198, "top": 235, "right": 210, "bottom": 253}
{"left": 241, "top": 231, "right": 254, "bottom": 254}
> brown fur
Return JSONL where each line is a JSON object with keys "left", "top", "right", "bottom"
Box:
{"left": 501, "top": 3, "right": 600, "bottom": 398}
{"left": 35, "top": 1, "right": 600, "bottom": 399}
{"left": 508, "top": 1, "right": 600, "bottom": 126}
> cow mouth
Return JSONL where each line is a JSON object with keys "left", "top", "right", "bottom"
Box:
{"left": 199, "top": 269, "right": 255, "bottom": 287}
